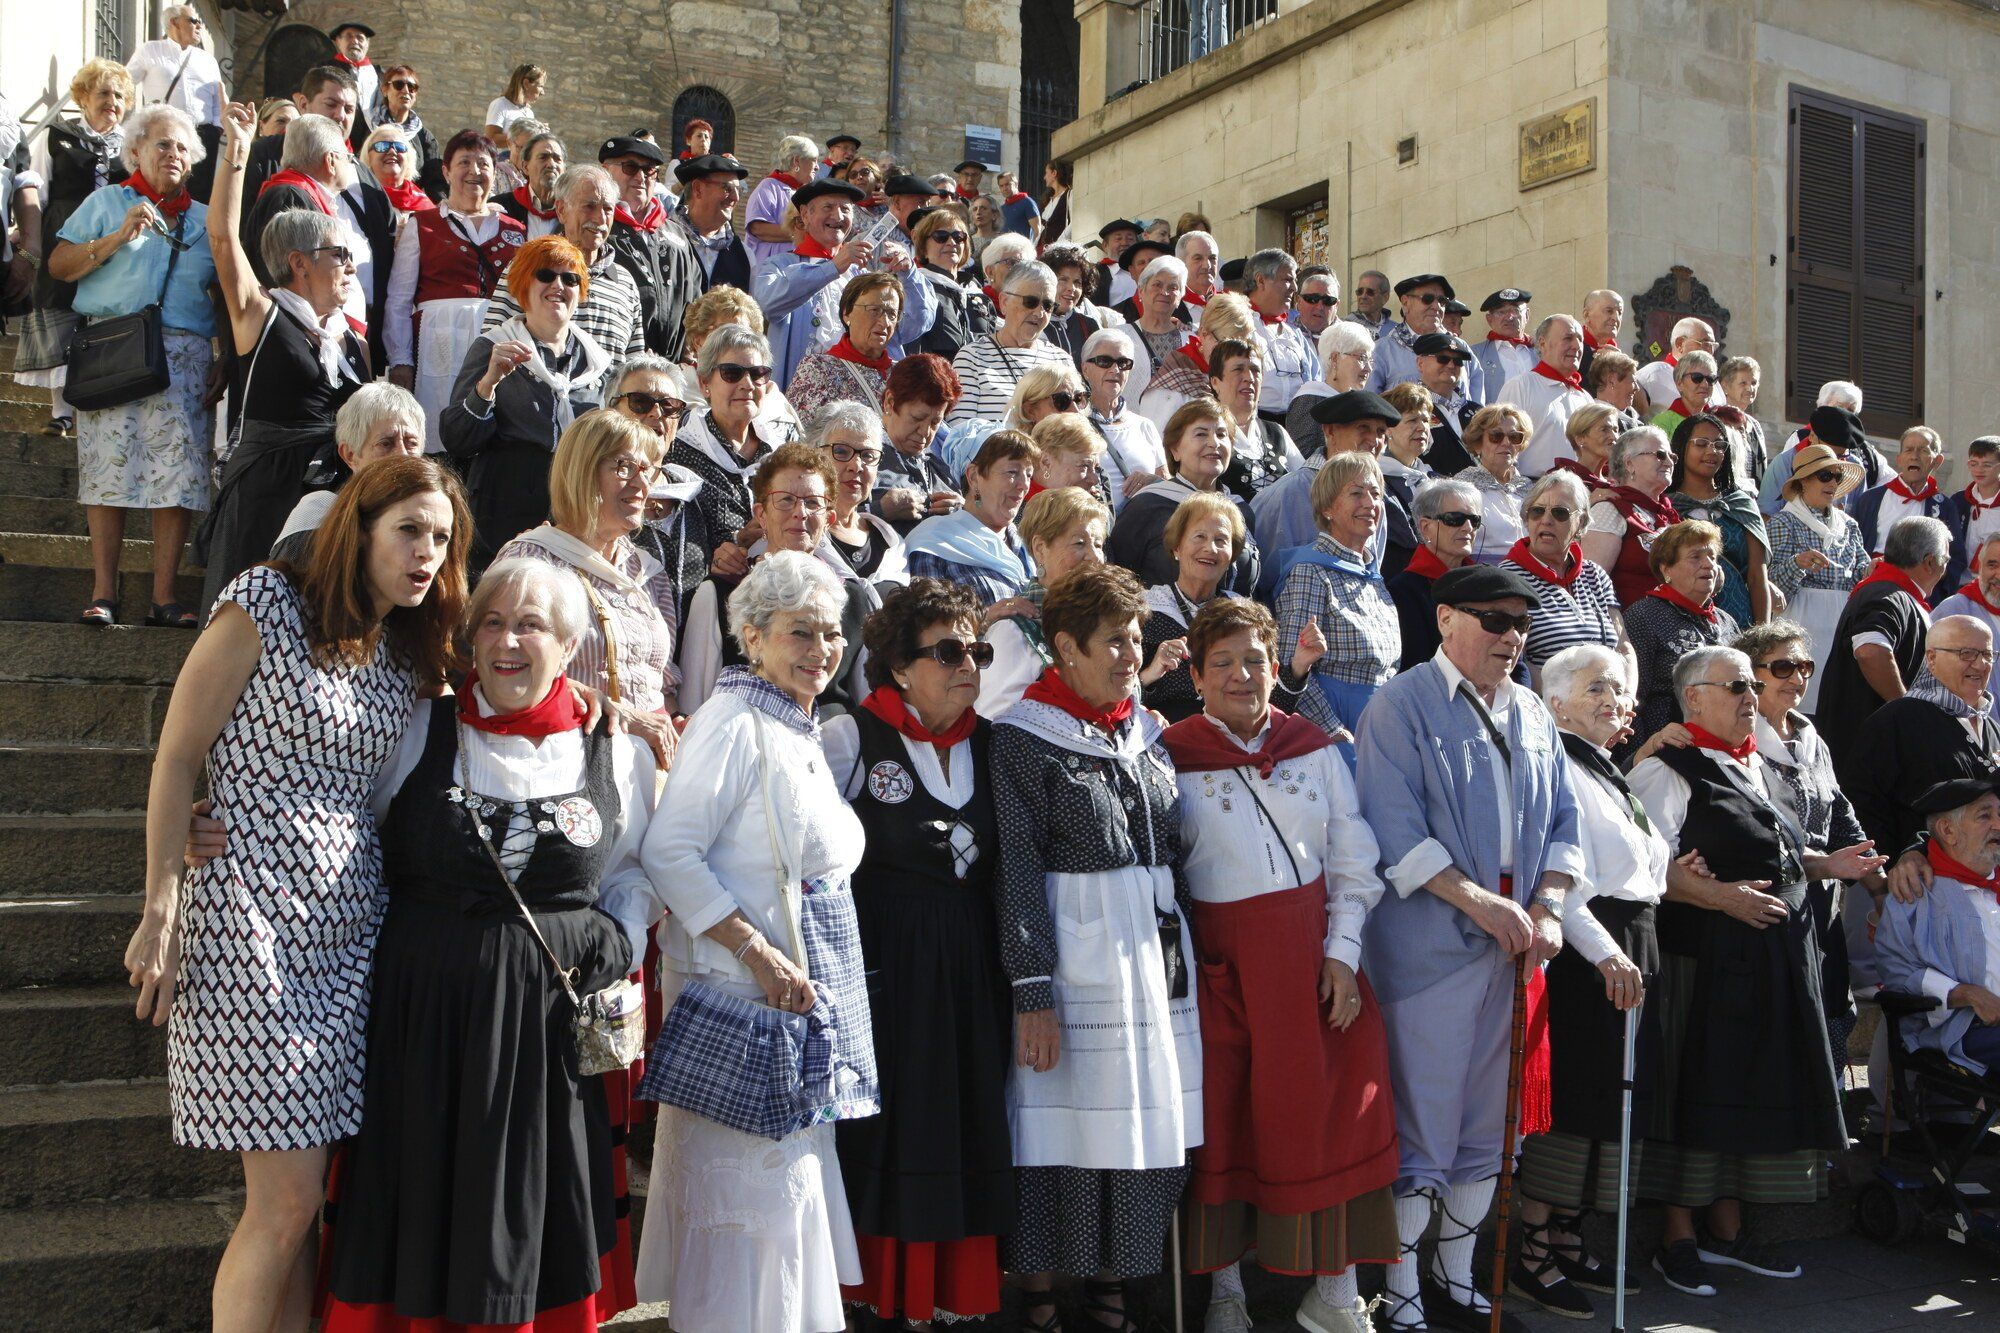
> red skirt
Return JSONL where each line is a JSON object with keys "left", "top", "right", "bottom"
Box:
{"left": 841, "top": 1233, "right": 1003, "bottom": 1321}
{"left": 1188, "top": 881, "right": 1401, "bottom": 1215}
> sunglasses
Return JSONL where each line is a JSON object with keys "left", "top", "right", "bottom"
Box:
{"left": 1809, "top": 468, "right": 1845, "bottom": 485}
{"left": 1524, "top": 504, "right": 1576, "bottom": 523}
{"left": 715, "top": 363, "right": 774, "bottom": 384}
{"left": 613, "top": 159, "right": 661, "bottom": 178}
{"left": 1684, "top": 372, "right": 1717, "bottom": 386}
{"left": 389, "top": 79, "right": 419, "bottom": 92}
{"left": 1455, "top": 608, "right": 1532, "bottom": 635}
{"left": 613, "top": 391, "right": 689, "bottom": 421}
{"left": 1432, "top": 511, "right": 1483, "bottom": 529}
{"left": 1007, "top": 291, "right": 1050, "bottom": 310}
{"left": 829, "top": 443, "right": 883, "bottom": 465}
{"left": 311, "top": 244, "right": 355, "bottom": 265}
{"left": 1414, "top": 293, "right": 1446, "bottom": 305}
{"left": 1086, "top": 355, "right": 1135, "bottom": 372}
{"left": 929, "top": 230, "right": 968, "bottom": 245}
{"left": 1693, "top": 678, "right": 1764, "bottom": 696}
{"left": 1038, "top": 392, "right": 1084, "bottom": 411}
{"left": 534, "top": 268, "right": 582, "bottom": 288}
{"left": 371, "top": 142, "right": 411, "bottom": 158}
{"left": 1486, "top": 430, "right": 1527, "bottom": 445}
{"left": 1298, "top": 293, "right": 1337, "bottom": 307}
{"left": 912, "top": 637, "right": 996, "bottom": 669}
{"left": 1757, "top": 657, "right": 1816, "bottom": 680}
{"left": 1356, "top": 286, "right": 1385, "bottom": 297}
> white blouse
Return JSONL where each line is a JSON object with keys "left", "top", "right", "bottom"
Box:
{"left": 1172, "top": 713, "right": 1385, "bottom": 970}
{"left": 1629, "top": 746, "right": 1807, "bottom": 880}
{"left": 1561, "top": 741, "right": 1671, "bottom": 966}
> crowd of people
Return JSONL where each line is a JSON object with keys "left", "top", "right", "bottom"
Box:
{"left": 6, "top": 14, "right": 1998, "bottom": 1333}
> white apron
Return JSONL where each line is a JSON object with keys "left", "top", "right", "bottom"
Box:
{"left": 1792, "top": 586, "right": 1847, "bottom": 714}
{"left": 414, "top": 296, "right": 491, "bottom": 452}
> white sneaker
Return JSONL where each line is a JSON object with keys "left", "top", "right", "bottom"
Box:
{"left": 1204, "top": 1294, "right": 1255, "bottom": 1333}
{"left": 1296, "top": 1288, "right": 1374, "bottom": 1333}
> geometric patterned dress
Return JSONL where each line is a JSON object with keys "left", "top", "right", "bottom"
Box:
{"left": 167, "top": 565, "right": 415, "bottom": 1151}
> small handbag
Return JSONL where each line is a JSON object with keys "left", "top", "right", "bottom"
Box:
{"left": 64, "top": 213, "right": 187, "bottom": 412}
{"left": 458, "top": 731, "right": 646, "bottom": 1077}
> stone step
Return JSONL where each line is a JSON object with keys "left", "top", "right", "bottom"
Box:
{"left": 0, "top": 620, "right": 193, "bottom": 686}
{"left": 0, "top": 746, "right": 156, "bottom": 816}
{"left": 0, "top": 1081, "right": 235, "bottom": 1209}
{"left": 0, "top": 456, "right": 76, "bottom": 499}
{"left": 0, "top": 680, "right": 170, "bottom": 747}
{"left": 0, "top": 563, "right": 204, "bottom": 622}
{"left": 0, "top": 983, "right": 166, "bottom": 1086}
{"left": 0, "top": 531, "right": 194, "bottom": 576}
{"left": 0, "top": 492, "right": 152, "bottom": 538}
{"left": 0, "top": 1196, "right": 234, "bottom": 1332}
{"left": 0, "top": 397, "right": 51, "bottom": 434}
{"left": 0, "top": 895, "right": 144, "bottom": 987}
{"left": 0, "top": 816, "right": 148, "bottom": 898}
{"left": 0, "top": 430, "right": 77, "bottom": 467}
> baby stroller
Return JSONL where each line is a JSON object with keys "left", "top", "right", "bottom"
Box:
{"left": 1853, "top": 989, "right": 2000, "bottom": 1250}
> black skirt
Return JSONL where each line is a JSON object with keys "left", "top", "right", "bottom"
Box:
{"left": 1546, "top": 896, "right": 1660, "bottom": 1143}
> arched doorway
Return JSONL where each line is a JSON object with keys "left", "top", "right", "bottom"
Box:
{"left": 262, "top": 24, "right": 335, "bottom": 99}
{"left": 671, "top": 86, "right": 736, "bottom": 158}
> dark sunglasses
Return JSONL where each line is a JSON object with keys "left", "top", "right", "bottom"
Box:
{"left": 389, "top": 79, "right": 420, "bottom": 92}
{"left": 929, "top": 230, "right": 968, "bottom": 245}
{"left": 1684, "top": 371, "right": 1717, "bottom": 386}
{"left": 1356, "top": 286, "right": 1385, "bottom": 296}
{"left": 912, "top": 637, "right": 995, "bottom": 669}
{"left": 1524, "top": 504, "right": 1575, "bottom": 523}
{"left": 311, "top": 244, "right": 354, "bottom": 265}
{"left": 1432, "top": 511, "right": 1483, "bottom": 529}
{"left": 1455, "top": 607, "right": 1532, "bottom": 635}
{"left": 1007, "top": 291, "right": 1050, "bottom": 310}
{"left": 612, "top": 159, "right": 660, "bottom": 178}
{"left": 1298, "top": 293, "right": 1337, "bottom": 307}
{"left": 715, "top": 363, "right": 774, "bottom": 384}
{"left": 1486, "top": 429, "right": 1528, "bottom": 445}
{"left": 1693, "top": 678, "right": 1764, "bottom": 696}
{"left": 534, "top": 268, "right": 582, "bottom": 288}
{"left": 1756, "top": 657, "right": 1816, "bottom": 681}
{"left": 1039, "top": 391, "right": 1083, "bottom": 411}
{"left": 1809, "top": 468, "right": 1845, "bottom": 485}
{"left": 369, "top": 142, "right": 409, "bottom": 156}
{"left": 1414, "top": 292, "right": 1446, "bottom": 305}
{"left": 829, "top": 443, "right": 883, "bottom": 464}
{"left": 614, "top": 391, "right": 689, "bottom": 421}
{"left": 1086, "top": 355, "right": 1135, "bottom": 372}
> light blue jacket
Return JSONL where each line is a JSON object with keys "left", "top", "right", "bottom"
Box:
{"left": 1876, "top": 874, "right": 1996, "bottom": 1075}
{"left": 751, "top": 254, "right": 935, "bottom": 388}
{"left": 61, "top": 184, "right": 217, "bottom": 337}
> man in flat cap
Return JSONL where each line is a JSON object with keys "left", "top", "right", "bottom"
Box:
{"left": 1371, "top": 274, "right": 1483, "bottom": 402}
{"left": 1440, "top": 296, "right": 1471, "bottom": 340}
{"left": 952, "top": 158, "right": 987, "bottom": 202}
{"left": 1090, "top": 217, "right": 1141, "bottom": 305}
{"left": 1877, "top": 777, "right": 2000, "bottom": 1075}
{"left": 671, "top": 153, "right": 753, "bottom": 292}
{"left": 1760, "top": 397, "right": 1891, "bottom": 516}
{"left": 752, "top": 176, "right": 935, "bottom": 386}
{"left": 1472, "top": 288, "right": 1534, "bottom": 405}
{"left": 1356, "top": 563, "right": 1580, "bottom": 1333}
{"left": 1252, "top": 389, "right": 1401, "bottom": 595}
{"left": 602, "top": 136, "right": 702, "bottom": 359}
{"left": 328, "top": 21, "right": 378, "bottom": 143}
{"left": 817, "top": 132, "right": 860, "bottom": 180}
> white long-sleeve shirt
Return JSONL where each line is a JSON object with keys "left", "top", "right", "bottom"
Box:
{"left": 1498, "top": 369, "right": 1594, "bottom": 478}
{"left": 1561, "top": 742, "right": 1670, "bottom": 965}
{"left": 127, "top": 39, "right": 222, "bottom": 124}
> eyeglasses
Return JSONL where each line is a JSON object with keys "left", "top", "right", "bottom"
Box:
{"left": 851, "top": 300, "right": 899, "bottom": 320}
{"left": 606, "top": 456, "right": 661, "bottom": 484}
{"left": 1684, "top": 372, "right": 1716, "bottom": 386}
{"left": 1809, "top": 468, "right": 1845, "bottom": 485}
{"left": 1086, "top": 355, "right": 1135, "bottom": 372}
{"left": 715, "top": 363, "right": 774, "bottom": 384}
{"left": 1634, "top": 449, "right": 1674, "bottom": 464}
{"left": 613, "top": 391, "right": 690, "bottom": 421}
{"left": 612, "top": 159, "right": 660, "bottom": 178}
{"left": 369, "top": 142, "right": 409, "bottom": 156}
{"left": 1298, "top": 293, "right": 1337, "bottom": 307}
{"left": 829, "top": 444, "right": 883, "bottom": 465}
{"left": 1356, "top": 286, "right": 1385, "bottom": 297}
{"left": 1932, "top": 646, "right": 1999, "bottom": 666}
{"left": 311, "top": 244, "right": 355, "bottom": 265}
{"left": 1007, "top": 291, "right": 1050, "bottom": 309}
{"left": 1692, "top": 679, "right": 1765, "bottom": 696}
{"left": 1431, "top": 511, "right": 1483, "bottom": 529}
{"left": 1485, "top": 429, "right": 1527, "bottom": 445}
{"left": 1524, "top": 504, "right": 1576, "bottom": 523}
{"left": 1037, "top": 392, "right": 1084, "bottom": 411}
{"left": 911, "top": 637, "right": 996, "bottom": 669}
{"left": 763, "top": 490, "right": 829, "bottom": 514}
{"left": 929, "top": 230, "right": 968, "bottom": 245}
{"left": 1414, "top": 293, "right": 1446, "bottom": 305}
{"left": 1455, "top": 607, "right": 1532, "bottom": 635}
{"left": 389, "top": 79, "right": 419, "bottom": 92}
{"left": 1756, "top": 658, "right": 1817, "bottom": 680}
{"left": 534, "top": 268, "right": 582, "bottom": 288}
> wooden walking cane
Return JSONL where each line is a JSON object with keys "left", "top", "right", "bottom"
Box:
{"left": 1487, "top": 952, "right": 1530, "bottom": 1333}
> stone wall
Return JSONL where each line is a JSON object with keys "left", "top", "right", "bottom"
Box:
{"left": 229, "top": 0, "right": 1022, "bottom": 182}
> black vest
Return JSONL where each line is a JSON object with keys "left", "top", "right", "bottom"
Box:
{"left": 847, "top": 707, "right": 998, "bottom": 901}
{"left": 1654, "top": 745, "right": 1804, "bottom": 954}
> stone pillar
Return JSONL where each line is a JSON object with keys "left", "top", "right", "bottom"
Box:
{"left": 1075, "top": 0, "right": 1142, "bottom": 117}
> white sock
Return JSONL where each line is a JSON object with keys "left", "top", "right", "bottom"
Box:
{"left": 1382, "top": 1191, "right": 1435, "bottom": 1327}
{"left": 1436, "top": 1179, "right": 1498, "bottom": 1311}
{"left": 1209, "top": 1260, "right": 1245, "bottom": 1300}
{"left": 50, "top": 386, "right": 73, "bottom": 420}
{"left": 1315, "top": 1268, "right": 1359, "bottom": 1307}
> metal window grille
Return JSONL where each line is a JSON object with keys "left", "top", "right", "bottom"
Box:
{"left": 1020, "top": 76, "right": 1077, "bottom": 199}
{"left": 1136, "top": 0, "right": 1279, "bottom": 86}
{"left": 94, "top": 0, "right": 127, "bottom": 60}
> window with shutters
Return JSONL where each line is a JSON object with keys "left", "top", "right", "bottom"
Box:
{"left": 1786, "top": 87, "right": 1926, "bottom": 435}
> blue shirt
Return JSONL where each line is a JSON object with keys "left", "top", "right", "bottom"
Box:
{"left": 1000, "top": 193, "right": 1040, "bottom": 236}
{"left": 60, "top": 184, "right": 217, "bottom": 337}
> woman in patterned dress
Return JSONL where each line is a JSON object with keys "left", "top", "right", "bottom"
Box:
{"left": 1766, "top": 442, "right": 1870, "bottom": 711}
{"left": 127, "top": 457, "right": 470, "bottom": 1333}
{"left": 1500, "top": 469, "right": 1634, "bottom": 689}
{"left": 787, "top": 271, "right": 902, "bottom": 419}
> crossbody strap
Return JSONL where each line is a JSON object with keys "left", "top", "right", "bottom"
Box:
{"left": 152, "top": 213, "right": 186, "bottom": 309}
{"left": 577, "top": 576, "right": 623, "bottom": 702}
{"left": 1234, "top": 767, "right": 1306, "bottom": 889}
{"left": 750, "top": 711, "right": 808, "bottom": 973}
{"left": 160, "top": 47, "right": 195, "bottom": 107}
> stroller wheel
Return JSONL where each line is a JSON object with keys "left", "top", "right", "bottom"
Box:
{"left": 1856, "top": 1179, "right": 1922, "bottom": 1245}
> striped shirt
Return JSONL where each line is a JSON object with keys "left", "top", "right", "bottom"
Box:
{"left": 483, "top": 250, "right": 646, "bottom": 368}
{"left": 1501, "top": 555, "right": 1622, "bottom": 668}
{"left": 946, "top": 334, "right": 1073, "bottom": 425}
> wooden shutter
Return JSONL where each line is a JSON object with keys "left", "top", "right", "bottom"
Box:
{"left": 1786, "top": 88, "right": 1926, "bottom": 435}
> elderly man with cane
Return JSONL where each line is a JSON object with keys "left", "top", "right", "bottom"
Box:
{"left": 1355, "top": 565, "right": 1584, "bottom": 1332}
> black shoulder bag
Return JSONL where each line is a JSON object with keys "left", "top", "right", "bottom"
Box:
{"left": 64, "top": 213, "right": 187, "bottom": 411}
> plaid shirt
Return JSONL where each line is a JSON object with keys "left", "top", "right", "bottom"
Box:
{"left": 1768, "top": 505, "right": 1871, "bottom": 597}
{"left": 1276, "top": 534, "right": 1401, "bottom": 734}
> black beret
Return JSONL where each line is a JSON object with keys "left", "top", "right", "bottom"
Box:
{"left": 1443, "top": 297, "right": 1472, "bottom": 316}
{"left": 1912, "top": 777, "right": 2000, "bottom": 817}
{"left": 954, "top": 159, "right": 987, "bottom": 173}
{"left": 673, "top": 153, "right": 749, "bottom": 185}
{"left": 1433, "top": 565, "right": 1544, "bottom": 610}
{"left": 599, "top": 135, "right": 665, "bottom": 167}
{"left": 329, "top": 20, "right": 375, "bottom": 37}
{"left": 882, "top": 172, "right": 935, "bottom": 198}
{"left": 1218, "top": 257, "right": 1246, "bottom": 282}
{"left": 1412, "top": 332, "right": 1474, "bottom": 361}
{"left": 1309, "top": 389, "right": 1403, "bottom": 427}
{"left": 1395, "top": 273, "right": 1456, "bottom": 299}
{"left": 1097, "top": 218, "right": 1142, "bottom": 239}
{"left": 1122, "top": 239, "right": 1171, "bottom": 269}
{"left": 791, "top": 177, "right": 866, "bottom": 209}
{"left": 827, "top": 134, "right": 861, "bottom": 149}
{"left": 1481, "top": 287, "right": 1532, "bottom": 311}
{"left": 1809, "top": 405, "right": 1867, "bottom": 452}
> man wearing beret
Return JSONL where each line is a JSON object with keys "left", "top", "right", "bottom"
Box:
{"left": 1090, "top": 217, "right": 1141, "bottom": 306}
{"left": 751, "top": 176, "right": 935, "bottom": 387}
{"left": 1876, "top": 777, "right": 2000, "bottom": 1074}
{"left": 1760, "top": 401, "right": 1892, "bottom": 516}
{"left": 328, "top": 21, "right": 378, "bottom": 146}
{"left": 602, "top": 136, "right": 702, "bottom": 360}
{"left": 1356, "top": 565, "right": 1581, "bottom": 1333}
{"left": 1371, "top": 274, "right": 1484, "bottom": 403}
{"left": 1414, "top": 332, "right": 1481, "bottom": 477}
{"left": 671, "top": 153, "right": 753, "bottom": 293}
{"left": 1252, "top": 389, "right": 1401, "bottom": 596}
{"left": 1472, "top": 288, "right": 1535, "bottom": 404}
{"left": 816, "top": 132, "right": 860, "bottom": 180}
{"left": 952, "top": 158, "right": 987, "bottom": 202}
{"left": 1441, "top": 296, "right": 1472, "bottom": 340}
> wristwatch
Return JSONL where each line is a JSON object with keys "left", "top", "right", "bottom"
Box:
{"left": 1530, "top": 888, "right": 1566, "bottom": 922}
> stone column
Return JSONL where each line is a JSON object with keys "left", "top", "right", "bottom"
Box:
{"left": 1075, "top": 0, "right": 1142, "bottom": 117}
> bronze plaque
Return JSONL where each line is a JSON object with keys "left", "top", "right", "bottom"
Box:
{"left": 1519, "top": 99, "right": 1597, "bottom": 190}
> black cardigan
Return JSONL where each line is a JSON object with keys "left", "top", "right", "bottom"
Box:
{"left": 1839, "top": 693, "right": 2000, "bottom": 857}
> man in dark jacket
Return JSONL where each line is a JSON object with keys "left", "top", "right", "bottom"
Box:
{"left": 671, "top": 152, "right": 753, "bottom": 293}
{"left": 1819, "top": 516, "right": 1954, "bottom": 765}
{"left": 601, "top": 135, "right": 701, "bottom": 359}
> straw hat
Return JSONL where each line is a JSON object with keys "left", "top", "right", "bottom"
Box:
{"left": 1781, "top": 442, "right": 1864, "bottom": 501}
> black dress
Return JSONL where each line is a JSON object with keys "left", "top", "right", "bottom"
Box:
{"left": 836, "top": 710, "right": 1015, "bottom": 1249}
{"left": 326, "top": 706, "right": 634, "bottom": 1325}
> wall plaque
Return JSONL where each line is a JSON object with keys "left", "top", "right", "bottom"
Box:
{"left": 1519, "top": 99, "right": 1596, "bottom": 190}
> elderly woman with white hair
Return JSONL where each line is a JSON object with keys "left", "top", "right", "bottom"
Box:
{"left": 271, "top": 382, "right": 428, "bottom": 563}
{"left": 949, "top": 258, "right": 1074, "bottom": 424}
{"left": 626, "top": 549, "right": 880, "bottom": 1333}
{"left": 980, "top": 230, "right": 1037, "bottom": 296}
{"left": 361, "top": 122, "right": 435, "bottom": 221}
{"left": 1134, "top": 289, "right": 1258, "bottom": 433}
{"left": 1125, "top": 253, "right": 1192, "bottom": 376}
{"left": 1273, "top": 451, "right": 1399, "bottom": 743}
{"left": 668, "top": 324, "right": 800, "bottom": 577}
{"left": 44, "top": 99, "right": 216, "bottom": 629}
{"left": 1501, "top": 469, "right": 1634, "bottom": 686}
{"left": 1583, "top": 424, "right": 1683, "bottom": 605}
{"left": 1510, "top": 644, "right": 1671, "bottom": 1321}
{"left": 1078, "top": 327, "right": 1168, "bottom": 507}
{"left": 1388, "top": 477, "right": 1483, "bottom": 668}
{"left": 744, "top": 133, "right": 821, "bottom": 266}
{"left": 1285, "top": 319, "right": 1377, "bottom": 456}
{"left": 814, "top": 401, "right": 902, "bottom": 579}
{"left": 323, "top": 555, "right": 659, "bottom": 1332}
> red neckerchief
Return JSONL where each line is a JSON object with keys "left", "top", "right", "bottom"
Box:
{"left": 769, "top": 170, "right": 803, "bottom": 191}
{"left": 1161, "top": 707, "right": 1332, "bottom": 779}
{"left": 793, "top": 235, "right": 836, "bottom": 261}
{"left": 1957, "top": 580, "right": 2000, "bottom": 616}
{"left": 1664, "top": 352, "right": 1680, "bottom": 370}
{"left": 616, "top": 198, "right": 666, "bottom": 232}
{"left": 1549, "top": 456, "right": 1611, "bottom": 490}
{"left": 1966, "top": 483, "right": 2000, "bottom": 516}
{"left": 1611, "top": 486, "right": 1680, "bottom": 529}
{"left": 511, "top": 184, "right": 558, "bottom": 221}
{"left": 1790, "top": 431, "right": 1818, "bottom": 455}
{"left": 1927, "top": 842, "right": 2000, "bottom": 897}
{"left": 1583, "top": 329, "right": 1603, "bottom": 350}
{"left": 982, "top": 283, "right": 1001, "bottom": 306}
{"left": 1022, "top": 667, "right": 1134, "bottom": 735}
{"left": 1852, "top": 558, "right": 1932, "bottom": 612}
{"left": 1180, "top": 337, "right": 1209, "bottom": 374}
{"left": 260, "top": 169, "right": 334, "bottom": 215}
{"left": 1646, "top": 582, "right": 1716, "bottom": 623}
{"left": 1888, "top": 474, "right": 1939, "bottom": 502}
{"left": 1666, "top": 398, "right": 1695, "bottom": 418}
{"left": 861, "top": 685, "right": 978, "bottom": 747}
{"left": 333, "top": 53, "right": 371, "bottom": 68}
{"left": 827, "top": 335, "right": 891, "bottom": 374}
{"left": 1685, "top": 721, "right": 1756, "bottom": 762}
{"left": 1404, "top": 544, "right": 1451, "bottom": 580}
{"left": 381, "top": 178, "right": 434, "bottom": 214}
{"left": 1186, "top": 289, "right": 1209, "bottom": 307}
{"left": 128, "top": 172, "right": 192, "bottom": 220}
{"left": 1005, "top": 191, "right": 1029, "bottom": 205}
{"left": 955, "top": 185, "right": 979, "bottom": 201}
{"left": 1531, "top": 360, "right": 1583, "bottom": 389}
{"left": 677, "top": 148, "right": 698, "bottom": 160}
{"left": 1487, "top": 332, "right": 1532, "bottom": 347}
{"left": 1258, "top": 310, "right": 1287, "bottom": 326}
{"left": 1506, "top": 539, "right": 1584, "bottom": 589}
{"left": 455, "top": 674, "right": 586, "bottom": 738}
